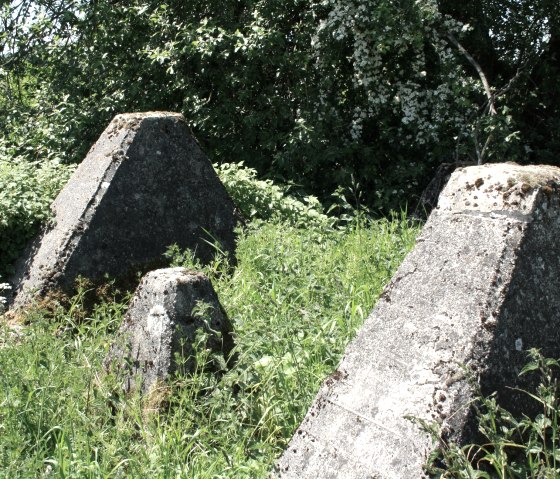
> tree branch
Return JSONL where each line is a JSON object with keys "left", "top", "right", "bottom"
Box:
{"left": 447, "top": 32, "right": 496, "bottom": 116}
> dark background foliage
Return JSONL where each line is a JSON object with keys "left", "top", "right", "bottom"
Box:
{"left": 1, "top": 0, "right": 559, "bottom": 212}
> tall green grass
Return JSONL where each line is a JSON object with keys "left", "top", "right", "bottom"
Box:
{"left": 0, "top": 216, "right": 419, "bottom": 478}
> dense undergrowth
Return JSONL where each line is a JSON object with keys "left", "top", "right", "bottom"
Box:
{"left": 2, "top": 162, "right": 560, "bottom": 478}
{"left": 0, "top": 213, "right": 417, "bottom": 478}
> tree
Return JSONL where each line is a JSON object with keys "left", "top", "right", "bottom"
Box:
{"left": 439, "top": 0, "right": 560, "bottom": 165}
{"left": 1, "top": 0, "right": 559, "bottom": 213}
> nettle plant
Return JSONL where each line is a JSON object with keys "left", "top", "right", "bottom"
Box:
{"left": 0, "top": 147, "right": 75, "bottom": 277}
{"left": 215, "top": 162, "right": 333, "bottom": 228}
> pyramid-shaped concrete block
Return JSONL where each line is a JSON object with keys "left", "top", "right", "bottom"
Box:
{"left": 10, "top": 112, "right": 240, "bottom": 308}
{"left": 105, "top": 267, "right": 234, "bottom": 395}
{"left": 274, "top": 163, "right": 560, "bottom": 478}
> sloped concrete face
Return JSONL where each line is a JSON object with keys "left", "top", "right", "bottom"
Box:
{"left": 106, "top": 267, "right": 234, "bottom": 394}
{"left": 9, "top": 112, "right": 240, "bottom": 308}
{"left": 273, "top": 163, "right": 560, "bottom": 478}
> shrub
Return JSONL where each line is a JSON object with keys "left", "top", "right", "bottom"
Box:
{"left": 215, "top": 161, "right": 334, "bottom": 228}
{"left": 0, "top": 154, "right": 74, "bottom": 277}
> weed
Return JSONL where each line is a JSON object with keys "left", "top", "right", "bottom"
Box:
{"left": 423, "top": 349, "right": 560, "bottom": 479}
{"left": 0, "top": 216, "right": 418, "bottom": 478}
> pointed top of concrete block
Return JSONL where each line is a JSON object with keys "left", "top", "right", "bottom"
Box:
{"left": 437, "top": 163, "right": 560, "bottom": 218}
{"left": 10, "top": 112, "right": 240, "bottom": 308}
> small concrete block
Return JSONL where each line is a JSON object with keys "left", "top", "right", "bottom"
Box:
{"left": 106, "top": 267, "right": 234, "bottom": 394}
{"left": 273, "top": 163, "right": 560, "bottom": 478}
{"left": 9, "top": 112, "right": 240, "bottom": 308}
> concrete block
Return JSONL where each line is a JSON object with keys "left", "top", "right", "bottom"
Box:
{"left": 9, "top": 112, "right": 240, "bottom": 308}
{"left": 273, "top": 163, "right": 560, "bottom": 478}
{"left": 105, "top": 267, "right": 234, "bottom": 394}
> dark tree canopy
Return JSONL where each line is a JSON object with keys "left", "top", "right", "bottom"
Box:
{"left": 1, "top": 0, "right": 559, "bottom": 211}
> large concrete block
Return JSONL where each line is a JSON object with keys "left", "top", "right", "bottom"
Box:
{"left": 273, "top": 163, "right": 560, "bottom": 478}
{"left": 106, "top": 267, "right": 234, "bottom": 394}
{"left": 9, "top": 112, "right": 240, "bottom": 308}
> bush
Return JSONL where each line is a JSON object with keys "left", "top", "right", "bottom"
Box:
{"left": 215, "top": 161, "right": 333, "bottom": 228}
{"left": 0, "top": 155, "right": 74, "bottom": 276}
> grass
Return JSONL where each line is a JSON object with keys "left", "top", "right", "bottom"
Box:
{"left": 3, "top": 209, "right": 559, "bottom": 479}
{"left": 0, "top": 214, "right": 419, "bottom": 478}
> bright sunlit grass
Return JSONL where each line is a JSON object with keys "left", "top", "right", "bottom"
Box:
{"left": 0, "top": 215, "right": 419, "bottom": 478}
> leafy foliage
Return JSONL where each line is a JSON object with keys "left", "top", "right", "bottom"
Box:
{"left": 0, "top": 153, "right": 74, "bottom": 276}
{"left": 2, "top": 0, "right": 558, "bottom": 212}
{"left": 215, "top": 162, "right": 332, "bottom": 228}
{"left": 423, "top": 349, "right": 560, "bottom": 478}
{"left": 439, "top": 0, "right": 560, "bottom": 166}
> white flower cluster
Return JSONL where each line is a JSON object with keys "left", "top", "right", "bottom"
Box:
{"left": 312, "top": 0, "right": 472, "bottom": 145}
{"left": 0, "top": 280, "right": 11, "bottom": 314}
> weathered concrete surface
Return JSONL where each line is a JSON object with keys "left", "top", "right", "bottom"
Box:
{"left": 105, "top": 267, "right": 234, "bottom": 394}
{"left": 273, "top": 163, "right": 560, "bottom": 478}
{"left": 9, "top": 112, "right": 240, "bottom": 308}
